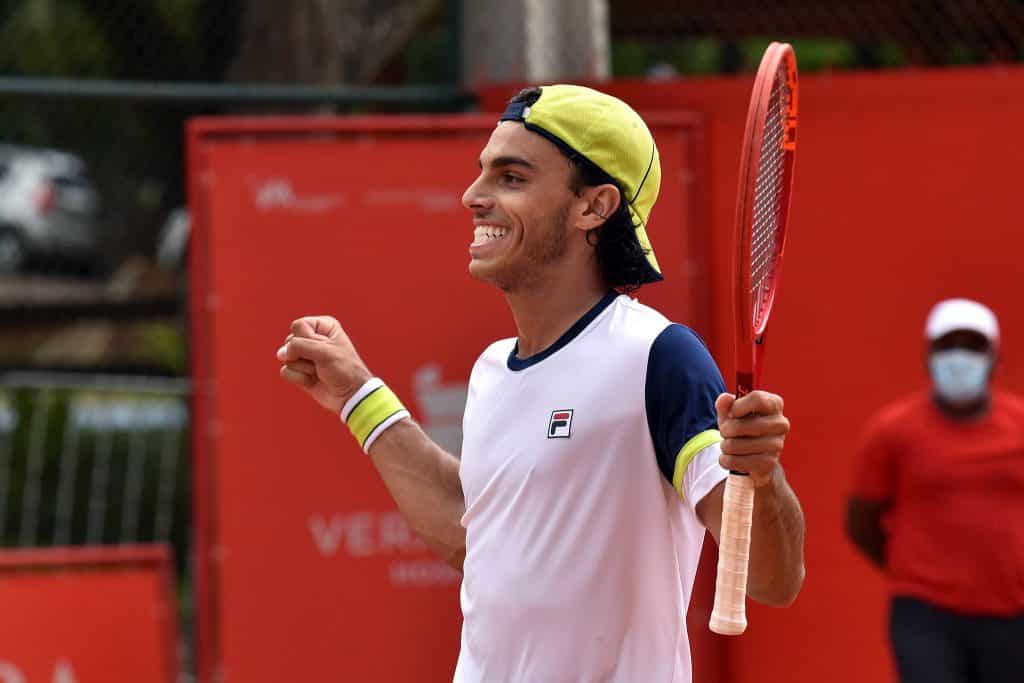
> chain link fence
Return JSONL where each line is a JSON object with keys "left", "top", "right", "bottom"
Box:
{"left": 610, "top": 0, "right": 1024, "bottom": 77}
{"left": 0, "top": 0, "right": 461, "bottom": 284}
{"left": 0, "top": 0, "right": 227, "bottom": 282}
{"left": 3, "top": 0, "right": 1017, "bottom": 287}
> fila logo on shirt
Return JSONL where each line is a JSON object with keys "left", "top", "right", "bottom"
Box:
{"left": 548, "top": 409, "right": 574, "bottom": 439}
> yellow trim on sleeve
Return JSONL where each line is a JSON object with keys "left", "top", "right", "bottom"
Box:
{"left": 346, "top": 385, "right": 406, "bottom": 447}
{"left": 671, "top": 429, "right": 723, "bottom": 500}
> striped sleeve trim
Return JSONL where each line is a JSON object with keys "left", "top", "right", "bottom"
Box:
{"left": 671, "top": 429, "right": 724, "bottom": 500}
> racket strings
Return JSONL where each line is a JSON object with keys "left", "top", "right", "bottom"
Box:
{"left": 749, "top": 67, "right": 789, "bottom": 327}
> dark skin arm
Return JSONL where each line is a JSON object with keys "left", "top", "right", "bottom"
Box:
{"left": 845, "top": 497, "right": 889, "bottom": 569}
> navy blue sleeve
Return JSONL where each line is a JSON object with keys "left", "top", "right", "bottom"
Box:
{"left": 645, "top": 324, "right": 727, "bottom": 484}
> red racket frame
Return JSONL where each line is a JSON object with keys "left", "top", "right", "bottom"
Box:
{"left": 710, "top": 42, "right": 798, "bottom": 637}
{"left": 734, "top": 42, "right": 798, "bottom": 395}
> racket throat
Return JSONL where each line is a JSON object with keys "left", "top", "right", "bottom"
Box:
{"left": 733, "top": 365, "right": 757, "bottom": 478}
{"left": 737, "top": 334, "right": 766, "bottom": 396}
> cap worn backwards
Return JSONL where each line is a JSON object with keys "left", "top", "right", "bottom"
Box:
{"left": 499, "top": 84, "right": 662, "bottom": 284}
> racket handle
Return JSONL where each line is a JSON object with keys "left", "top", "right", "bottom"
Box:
{"left": 710, "top": 472, "right": 755, "bottom": 635}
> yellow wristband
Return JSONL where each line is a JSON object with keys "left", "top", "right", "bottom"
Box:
{"left": 341, "top": 378, "right": 410, "bottom": 452}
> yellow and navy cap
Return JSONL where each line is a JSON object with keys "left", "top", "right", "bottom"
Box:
{"left": 500, "top": 84, "right": 662, "bottom": 283}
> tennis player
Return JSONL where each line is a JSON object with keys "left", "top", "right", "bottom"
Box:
{"left": 277, "top": 85, "right": 805, "bottom": 682}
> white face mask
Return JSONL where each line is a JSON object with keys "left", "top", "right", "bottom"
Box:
{"left": 929, "top": 349, "right": 991, "bottom": 403}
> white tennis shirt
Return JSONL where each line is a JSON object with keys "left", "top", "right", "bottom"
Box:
{"left": 454, "top": 293, "right": 729, "bottom": 683}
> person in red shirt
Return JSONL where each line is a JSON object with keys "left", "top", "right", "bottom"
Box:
{"left": 847, "top": 298, "right": 1024, "bottom": 683}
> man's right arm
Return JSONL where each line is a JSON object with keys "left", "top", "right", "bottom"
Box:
{"left": 277, "top": 315, "right": 467, "bottom": 571}
{"left": 845, "top": 497, "right": 888, "bottom": 570}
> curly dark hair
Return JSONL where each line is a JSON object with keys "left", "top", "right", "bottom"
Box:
{"left": 507, "top": 87, "right": 659, "bottom": 293}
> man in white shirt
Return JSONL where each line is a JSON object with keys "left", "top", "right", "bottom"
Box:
{"left": 277, "top": 84, "right": 805, "bottom": 682}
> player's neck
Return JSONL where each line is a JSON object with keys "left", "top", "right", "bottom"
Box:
{"left": 506, "top": 269, "right": 607, "bottom": 359}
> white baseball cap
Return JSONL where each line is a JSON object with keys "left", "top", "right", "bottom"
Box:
{"left": 925, "top": 298, "right": 999, "bottom": 345}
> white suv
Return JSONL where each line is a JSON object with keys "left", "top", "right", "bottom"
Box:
{"left": 0, "top": 145, "right": 101, "bottom": 275}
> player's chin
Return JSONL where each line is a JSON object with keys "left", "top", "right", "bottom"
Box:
{"left": 467, "top": 259, "right": 488, "bottom": 281}
{"left": 468, "top": 257, "right": 505, "bottom": 284}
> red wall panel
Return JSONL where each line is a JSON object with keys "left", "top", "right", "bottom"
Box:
{"left": 0, "top": 545, "right": 178, "bottom": 683}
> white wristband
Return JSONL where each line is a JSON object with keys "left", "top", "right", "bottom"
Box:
{"left": 341, "top": 378, "right": 385, "bottom": 422}
{"left": 340, "top": 377, "right": 410, "bottom": 453}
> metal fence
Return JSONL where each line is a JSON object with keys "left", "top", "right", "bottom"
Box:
{"left": 0, "top": 372, "right": 190, "bottom": 554}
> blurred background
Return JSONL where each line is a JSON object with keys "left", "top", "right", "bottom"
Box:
{"left": 1, "top": 1, "right": 1022, "bottom": 681}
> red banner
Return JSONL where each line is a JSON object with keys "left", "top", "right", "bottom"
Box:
{"left": 188, "top": 113, "right": 706, "bottom": 682}
{"left": 0, "top": 545, "right": 178, "bottom": 683}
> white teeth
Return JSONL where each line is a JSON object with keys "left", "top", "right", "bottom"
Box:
{"left": 473, "top": 226, "right": 509, "bottom": 241}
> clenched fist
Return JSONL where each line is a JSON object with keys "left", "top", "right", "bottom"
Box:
{"left": 276, "top": 316, "right": 373, "bottom": 415}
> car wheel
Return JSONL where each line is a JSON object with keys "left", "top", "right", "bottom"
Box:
{"left": 0, "top": 228, "right": 27, "bottom": 275}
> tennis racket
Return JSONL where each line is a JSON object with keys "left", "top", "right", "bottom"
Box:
{"left": 709, "top": 41, "right": 798, "bottom": 636}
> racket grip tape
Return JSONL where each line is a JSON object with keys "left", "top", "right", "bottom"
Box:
{"left": 710, "top": 472, "right": 756, "bottom": 635}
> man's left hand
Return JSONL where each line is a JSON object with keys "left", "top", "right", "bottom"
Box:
{"left": 716, "top": 391, "right": 790, "bottom": 487}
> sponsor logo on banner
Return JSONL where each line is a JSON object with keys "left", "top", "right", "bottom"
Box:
{"left": 250, "top": 177, "right": 345, "bottom": 213}
{"left": 308, "top": 511, "right": 459, "bottom": 586}
{"left": 309, "top": 511, "right": 427, "bottom": 557}
{"left": 414, "top": 363, "right": 468, "bottom": 456}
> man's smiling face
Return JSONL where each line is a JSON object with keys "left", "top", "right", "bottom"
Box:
{"left": 461, "top": 122, "right": 579, "bottom": 292}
